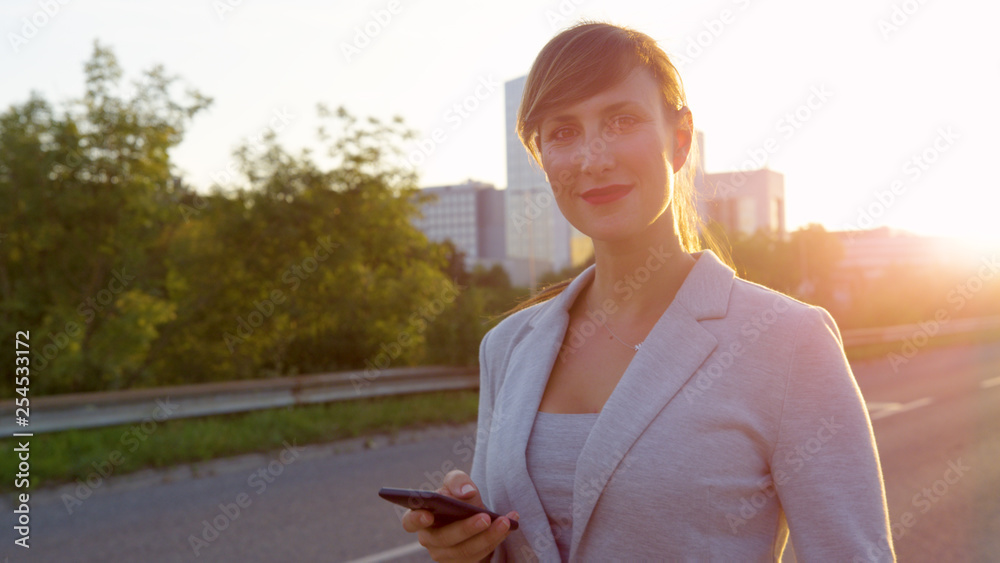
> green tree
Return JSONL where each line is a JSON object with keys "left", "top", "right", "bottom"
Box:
{"left": 0, "top": 42, "right": 210, "bottom": 395}
{"left": 789, "top": 224, "right": 844, "bottom": 309}
{"left": 728, "top": 228, "right": 798, "bottom": 295}
{"left": 150, "top": 107, "right": 455, "bottom": 382}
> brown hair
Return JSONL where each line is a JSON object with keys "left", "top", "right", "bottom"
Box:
{"left": 506, "top": 21, "right": 730, "bottom": 315}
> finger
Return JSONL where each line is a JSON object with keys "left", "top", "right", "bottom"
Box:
{"left": 401, "top": 509, "right": 434, "bottom": 533}
{"left": 423, "top": 514, "right": 515, "bottom": 561}
{"left": 417, "top": 511, "right": 492, "bottom": 549}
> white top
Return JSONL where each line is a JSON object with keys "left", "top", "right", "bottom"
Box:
{"left": 524, "top": 411, "right": 599, "bottom": 562}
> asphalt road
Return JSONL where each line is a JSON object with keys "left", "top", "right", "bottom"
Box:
{"left": 2, "top": 341, "right": 999, "bottom": 562}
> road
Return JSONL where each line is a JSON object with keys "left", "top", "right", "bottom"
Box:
{"left": 2, "top": 341, "right": 999, "bottom": 562}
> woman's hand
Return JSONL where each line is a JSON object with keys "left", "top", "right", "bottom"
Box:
{"left": 401, "top": 470, "right": 519, "bottom": 563}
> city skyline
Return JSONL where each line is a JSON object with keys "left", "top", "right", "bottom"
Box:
{"left": 2, "top": 0, "right": 996, "bottom": 248}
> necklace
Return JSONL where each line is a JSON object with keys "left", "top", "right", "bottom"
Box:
{"left": 586, "top": 295, "right": 644, "bottom": 353}
{"left": 603, "top": 320, "right": 643, "bottom": 353}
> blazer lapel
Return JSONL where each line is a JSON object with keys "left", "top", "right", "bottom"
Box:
{"left": 568, "top": 251, "right": 734, "bottom": 559}
{"left": 492, "top": 269, "right": 597, "bottom": 561}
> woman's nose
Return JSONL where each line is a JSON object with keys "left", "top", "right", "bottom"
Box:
{"left": 577, "top": 132, "right": 615, "bottom": 177}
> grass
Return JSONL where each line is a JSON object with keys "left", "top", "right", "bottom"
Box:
{"left": 0, "top": 390, "right": 478, "bottom": 493}
{"left": 3, "top": 329, "right": 997, "bottom": 495}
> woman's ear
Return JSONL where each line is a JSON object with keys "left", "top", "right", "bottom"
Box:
{"left": 672, "top": 106, "right": 694, "bottom": 172}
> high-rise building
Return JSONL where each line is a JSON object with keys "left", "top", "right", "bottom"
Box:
{"left": 411, "top": 181, "right": 507, "bottom": 268}
{"left": 505, "top": 76, "right": 591, "bottom": 289}
{"left": 697, "top": 168, "right": 786, "bottom": 238}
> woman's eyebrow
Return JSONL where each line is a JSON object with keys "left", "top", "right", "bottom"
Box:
{"left": 543, "top": 100, "right": 644, "bottom": 126}
{"left": 599, "top": 101, "right": 640, "bottom": 114}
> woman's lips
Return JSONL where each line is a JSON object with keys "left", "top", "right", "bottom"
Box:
{"left": 581, "top": 184, "right": 632, "bottom": 205}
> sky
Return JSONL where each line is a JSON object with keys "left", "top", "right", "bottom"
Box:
{"left": 2, "top": 0, "right": 998, "bottom": 246}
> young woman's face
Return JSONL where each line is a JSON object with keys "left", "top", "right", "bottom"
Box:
{"left": 538, "top": 68, "right": 691, "bottom": 245}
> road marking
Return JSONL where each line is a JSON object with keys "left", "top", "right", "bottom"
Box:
{"left": 868, "top": 397, "right": 933, "bottom": 421}
{"left": 982, "top": 376, "right": 1000, "bottom": 389}
{"left": 345, "top": 541, "right": 424, "bottom": 563}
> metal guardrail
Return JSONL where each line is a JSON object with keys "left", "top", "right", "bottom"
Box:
{"left": 0, "top": 366, "right": 477, "bottom": 435}
{"left": 3, "top": 316, "right": 998, "bottom": 435}
{"left": 839, "top": 315, "right": 1000, "bottom": 347}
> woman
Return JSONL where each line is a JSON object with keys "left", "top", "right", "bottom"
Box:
{"left": 402, "top": 22, "right": 894, "bottom": 562}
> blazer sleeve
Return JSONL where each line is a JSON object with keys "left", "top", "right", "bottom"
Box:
{"left": 470, "top": 328, "right": 493, "bottom": 496}
{"left": 770, "top": 306, "right": 896, "bottom": 561}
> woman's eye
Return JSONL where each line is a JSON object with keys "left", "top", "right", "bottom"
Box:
{"left": 550, "top": 127, "right": 576, "bottom": 141}
{"left": 609, "top": 116, "right": 636, "bottom": 133}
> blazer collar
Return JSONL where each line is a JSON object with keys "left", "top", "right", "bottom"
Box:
{"left": 494, "top": 250, "right": 735, "bottom": 560}
{"left": 526, "top": 249, "right": 734, "bottom": 330}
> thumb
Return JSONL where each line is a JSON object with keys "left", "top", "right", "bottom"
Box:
{"left": 440, "top": 470, "right": 483, "bottom": 507}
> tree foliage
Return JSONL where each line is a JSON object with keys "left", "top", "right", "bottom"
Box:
{"left": 5, "top": 44, "right": 993, "bottom": 398}
{"left": 0, "top": 44, "right": 501, "bottom": 396}
{"left": 1, "top": 42, "right": 209, "bottom": 394}
{"left": 151, "top": 107, "right": 455, "bottom": 383}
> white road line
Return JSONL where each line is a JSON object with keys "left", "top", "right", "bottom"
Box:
{"left": 868, "top": 397, "right": 933, "bottom": 421}
{"left": 345, "top": 541, "right": 424, "bottom": 563}
{"left": 982, "top": 376, "right": 1000, "bottom": 389}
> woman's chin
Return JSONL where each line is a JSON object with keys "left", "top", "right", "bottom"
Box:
{"left": 580, "top": 223, "right": 642, "bottom": 246}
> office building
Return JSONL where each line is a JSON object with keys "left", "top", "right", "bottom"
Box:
{"left": 412, "top": 181, "right": 507, "bottom": 268}
{"left": 698, "top": 168, "right": 786, "bottom": 238}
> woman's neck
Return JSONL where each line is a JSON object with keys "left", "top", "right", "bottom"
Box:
{"left": 586, "top": 229, "right": 696, "bottom": 323}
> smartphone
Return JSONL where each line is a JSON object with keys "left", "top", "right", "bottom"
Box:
{"left": 378, "top": 487, "right": 518, "bottom": 530}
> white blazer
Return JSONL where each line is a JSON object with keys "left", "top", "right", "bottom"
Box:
{"left": 470, "top": 250, "right": 894, "bottom": 561}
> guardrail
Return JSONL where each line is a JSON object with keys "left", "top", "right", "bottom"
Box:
{"left": 0, "top": 366, "right": 477, "bottom": 435}
{"left": 839, "top": 315, "right": 1000, "bottom": 347}
{"left": 3, "top": 316, "right": 999, "bottom": 435}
